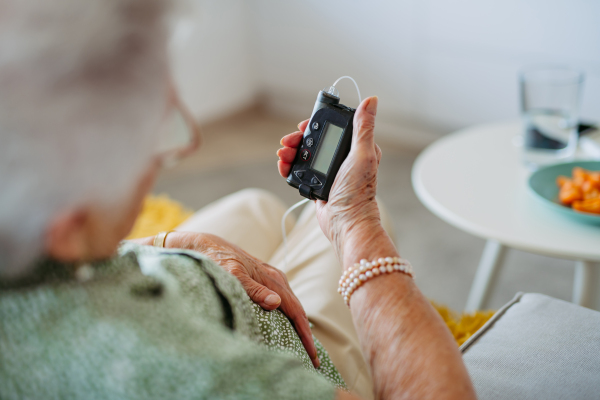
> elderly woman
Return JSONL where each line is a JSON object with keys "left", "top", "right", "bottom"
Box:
{"left": 0, "top": 0, "right": 476, "bottom": 399}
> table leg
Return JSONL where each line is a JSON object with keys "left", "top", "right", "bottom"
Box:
{"left": 572, "top": 261, "right": 600, "bottom": 311}
{"left": 464, "top": 240, "right": 507, "bottom": 312}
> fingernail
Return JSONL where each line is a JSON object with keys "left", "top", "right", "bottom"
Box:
{"left": 265, "top": 294, "right": 281, "bottom": 306}
{"left": 366, "top": 96, "right": 378, "bottom": 114}
{"left": 297, "top": 123, "right": 302, "bottom": 130}
{"left": 313, "top": 357, "right": 320, "bottom": 369}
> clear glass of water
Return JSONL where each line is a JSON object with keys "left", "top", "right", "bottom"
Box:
{"left": 520, "top": 66, "right": 585, "bottom": 168}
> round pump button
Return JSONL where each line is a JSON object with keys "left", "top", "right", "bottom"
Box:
{"left": 312, "top": 122, "right": 320, "bottom": 130}
{"left": 300, "top": 149, "right": 311, "bottom": 161}
{"left": 305, "top": 137, "right": 314, "bottom": 147}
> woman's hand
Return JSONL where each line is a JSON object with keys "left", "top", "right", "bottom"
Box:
{"left": 135, "top": 231, "right": 319, "bottom": 368}
{"left": 279, "top": 98, "right": 477, "bottom": 400}
{"left": 277, "top": 96, "right": 382, "bottom": 249}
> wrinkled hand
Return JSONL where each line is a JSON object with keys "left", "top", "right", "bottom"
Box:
{"left": 277, "top": 96, "right": 382, "bottom": 244}
{"left": 163, "top": 231, "right": 319, "bottom": 368}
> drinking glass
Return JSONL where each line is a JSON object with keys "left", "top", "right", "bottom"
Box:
{"left": 520, "top": 66, "right": 584, "bottom": 168}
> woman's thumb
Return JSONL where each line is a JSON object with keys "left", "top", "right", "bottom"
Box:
{"left": 352, "top": 96, "right": 378, "bottom": 148}
{"left": 244, "top": 279, "right": 282, "bottom": 310}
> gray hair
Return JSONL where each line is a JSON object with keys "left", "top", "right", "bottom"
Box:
{"left": 0, "top": 0, "right": 171, "bottom": 276}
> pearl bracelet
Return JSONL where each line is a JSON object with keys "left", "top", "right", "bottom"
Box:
{"left": 337, "top": 257, "right": 414, "bottom": 306}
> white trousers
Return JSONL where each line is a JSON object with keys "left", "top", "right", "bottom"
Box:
{"left": 178, "top": 188, "right": 394, "bottom": 399}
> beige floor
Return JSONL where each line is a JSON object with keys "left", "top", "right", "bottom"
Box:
{"left": 155, "top": 109, "right": 575, "bottom": 311}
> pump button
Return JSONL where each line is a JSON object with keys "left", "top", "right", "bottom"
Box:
{"left": 305, "top": 137, "right": 314, "bottom": 147}
{"left": 294, "top": 170, "right": 305, "bottom": 179}
{"left": 310, "top": 176, "right": 322, "bottom": 186}
{"left": 300, "top": 149, "right": 311, "bottom": 161}
{"left": 312, "top": 122, "right": 320, "bottom": 130}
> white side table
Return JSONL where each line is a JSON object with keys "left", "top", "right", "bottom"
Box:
{"left": 412, "top": 121, "right": 600, "bottom": 311}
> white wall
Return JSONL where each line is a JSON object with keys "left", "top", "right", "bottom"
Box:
{"left": 169, "top": 0, "right": 259, "bottom": 123}
{"left": 172, "top": 0, "right": 600, "bottom": 144}
{"left": 251, "top": 0, "right": 600, "bottom": 143}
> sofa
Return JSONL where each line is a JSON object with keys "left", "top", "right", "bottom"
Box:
{"left": 461, "top": 293, "right": 600, "bottom": 399}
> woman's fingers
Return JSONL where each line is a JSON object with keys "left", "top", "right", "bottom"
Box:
{"left": 279, "top": 118, "right": 310, "bottom": 148}
{"left": 278, "top": 292, "right": 320, "bottom": 368}
{"left": 298, "top": 119, "right": 309, "bottom": 132}
{"left": 280, "top": 130, "right": 304, "bottom": 148}
{"left": 180, "top": 233, "right": 319, "bottom": 367}
{"left": 276, "top": 146, "right": 297, "bottom": 163}
{"left": 276, "top": 143, "right": 300, "bottom": 177}
{"left": 277, "top": 131, "right": 303, "bottom": 178}
{"left": 278, "top": 160, "right": 292, "bottom": 178}
{"left": 264, "top": 268, "right": 319, "bottom": 368}
{"left": 277, "top": 120, "right": 310, "bottom": 178}
{"left": 235, "top": 273, "right": 282, "bottom": 311}
{"left": 351, "top": 96, "right": 378, "bottom": 150}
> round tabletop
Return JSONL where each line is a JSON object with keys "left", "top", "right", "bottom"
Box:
{"left": 412, "top": 121, "right": 600, "bottom": 262}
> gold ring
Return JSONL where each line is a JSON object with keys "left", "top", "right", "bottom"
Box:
{"left": 153, "top": 230, "right": 174, "bottom": 248}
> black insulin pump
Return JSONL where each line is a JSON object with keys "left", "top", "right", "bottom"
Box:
{"left": 286, "top": 87, "right": 355, "bottom": 201}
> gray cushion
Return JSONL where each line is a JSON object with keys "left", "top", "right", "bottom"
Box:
{"left": 461, "top": 293, "right": 600, "bottom": 400}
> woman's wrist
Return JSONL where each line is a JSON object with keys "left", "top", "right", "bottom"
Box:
{"left": 339, "top": 220, "right": 399, "bottom": 272}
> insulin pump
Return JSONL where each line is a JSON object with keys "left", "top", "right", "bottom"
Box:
{"left": 286, "top": 84, "right": 357, "bottom": 201}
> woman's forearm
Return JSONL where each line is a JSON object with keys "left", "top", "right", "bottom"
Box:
{"left": 341, "top": 224, "right": 476, "bottom": 400}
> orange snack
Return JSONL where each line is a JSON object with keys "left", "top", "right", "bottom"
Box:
{"left": 588, "top": 172, "right": 600, "bottom": 188}
{"left": 559, "top": 182, "right": 583, "bottom": 205}
{"left": 581, "top": 181, "right": 599, "bottom": 200}
{"left": 556, "top": 176, "right": 570, "bottom": 187}
{"left": 582, "top": 180, "right": 594, "bottom": 193}
{"left": 572, "top": 199, "right": 600, "bottom": 214}
{"left": 573, "top": 167, "right": 588, "bottom": 186}
{"left": 584, "top": 188, "right": 600, "bottom": 201}
{"left": 556, "top": 167, "right": 600, "bottom": 213}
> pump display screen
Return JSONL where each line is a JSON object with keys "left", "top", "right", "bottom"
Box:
{"left": 311, "top": 122, "right": 344, "bottom": 175}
